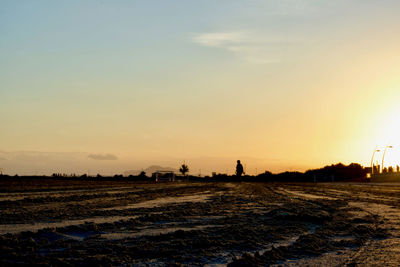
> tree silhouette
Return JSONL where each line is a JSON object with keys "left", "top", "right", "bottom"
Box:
{"left": 179, "top": 164, "right": 189, "bottom": 176}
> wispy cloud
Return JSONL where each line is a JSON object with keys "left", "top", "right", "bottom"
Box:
{"left": 192, "top": 32, "right": 245, "bottom": 48}
{"left": 88, "top": 154, "right": 118, "bottom": 161}
{"left": 191, "top": 31, "right": 298, "bottom": 64}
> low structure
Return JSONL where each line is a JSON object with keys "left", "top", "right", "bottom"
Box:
{"left": 371, "top": 173, "right": 400, "bottom": 183}
{"left": 152, "top": 171, "right": 175, "bottom": 182}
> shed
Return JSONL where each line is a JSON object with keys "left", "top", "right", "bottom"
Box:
{"left": 152, "top": 171, "right": 175, "bottom": 182}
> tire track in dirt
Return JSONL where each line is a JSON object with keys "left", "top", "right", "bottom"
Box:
{"left": 229, "top": 184, "right": 390, "bottom": 266}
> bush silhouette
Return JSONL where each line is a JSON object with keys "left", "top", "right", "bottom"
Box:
{"left": 179, "top": 164, "right": 189, "bottom": 176}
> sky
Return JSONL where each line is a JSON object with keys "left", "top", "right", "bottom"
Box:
{"left": 1, "top": 0, "right": 400, "bottom": 175}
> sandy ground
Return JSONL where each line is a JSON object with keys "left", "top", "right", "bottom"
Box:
{"left": 1, "top": 180, "right": 400, "bottom": 266}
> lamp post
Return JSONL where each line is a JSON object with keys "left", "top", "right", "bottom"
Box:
{"left": 382, "top": 145, "right": 393, "bottom": 173}
{"left": 371, "top": 147, "right": 380, "bottom": 176}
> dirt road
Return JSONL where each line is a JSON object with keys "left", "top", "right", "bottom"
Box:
{"left": 1, "top": 180, "right": 399, "bottom": 266}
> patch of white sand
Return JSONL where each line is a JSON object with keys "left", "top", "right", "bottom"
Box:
{"left": 103, "top": 193, "right": 215, "bottom": 211}
{"left": 280, "top": 189, "right": 337, "bottom": 200}
{"left": 102, "top": 224, "right": 223, "bottom": 239}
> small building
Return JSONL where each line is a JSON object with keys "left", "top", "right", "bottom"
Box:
{"left": 152, "top": 171, "right": 175, "bottom": 182}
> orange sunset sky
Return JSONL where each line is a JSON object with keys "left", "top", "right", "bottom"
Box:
{"left": 1, "top": 1, "right": 400, "bottom": 175}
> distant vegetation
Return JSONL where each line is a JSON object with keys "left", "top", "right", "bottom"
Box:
{"left": 305, "top": 163, "right": 368, "bottom": 181}
{"left": 0, "top": 162, "right": 380, "bottom": 182}
{"left": 179, "top": 164, "right": 189, "bottom": 176}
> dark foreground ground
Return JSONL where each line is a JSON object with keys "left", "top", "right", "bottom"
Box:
{"left": 1, "top": 179, "right": 400, "bottom": 266}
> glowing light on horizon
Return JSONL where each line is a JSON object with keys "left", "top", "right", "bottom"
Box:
{"left": 370, "top": 102, "right": 400, "bottom": 169}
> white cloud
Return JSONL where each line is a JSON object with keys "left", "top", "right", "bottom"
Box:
{"left": 192, "top": 32, "right": 245, "bottom": 48}
{"left": 191, "top": 31, "right": 299, "bottom": 64}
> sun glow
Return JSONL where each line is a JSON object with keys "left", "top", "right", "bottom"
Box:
{"left": 372, "top": 105, "right": 400, "bottom": 169}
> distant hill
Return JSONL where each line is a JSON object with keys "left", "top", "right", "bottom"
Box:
{"left": 123, "top": 165, "right": 179, "bottom": 176}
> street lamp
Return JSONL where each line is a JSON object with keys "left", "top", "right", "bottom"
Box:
{"left": 371, "top": 147, "right": 380, "bottom": 176}
{"left": 382, "top": 145, "right": 393, "bottom": 173}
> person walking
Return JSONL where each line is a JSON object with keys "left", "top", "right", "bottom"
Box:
{"left": 236, "top": 160, "right": 244, "bottom": 177}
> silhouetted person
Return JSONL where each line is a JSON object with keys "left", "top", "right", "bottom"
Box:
{"left": 236, "top": 160, "right": 244, "bottom": 177}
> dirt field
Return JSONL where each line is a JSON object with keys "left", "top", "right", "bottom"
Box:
{"left": 1, "top": 179, "right": 400, "bottom": 266}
